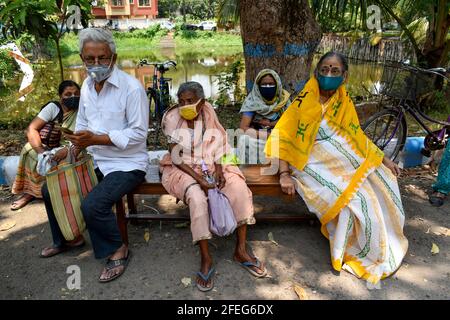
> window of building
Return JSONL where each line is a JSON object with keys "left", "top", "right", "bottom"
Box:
{"left": 111, "top": 0, "right": 124, "bottom": 6}
{"left": 138, "top": 0, "right": 150, "bottom": 6}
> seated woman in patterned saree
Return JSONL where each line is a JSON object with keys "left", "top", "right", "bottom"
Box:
{"left": 265, "top": 52, "right": 408, "bottom": 284}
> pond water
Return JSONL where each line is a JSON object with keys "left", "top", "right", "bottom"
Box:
{"left": 0, "top": 47, "right": 404, "bottom": 127}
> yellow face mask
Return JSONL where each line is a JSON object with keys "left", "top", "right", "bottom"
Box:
{"left": 179, "top": 99, "right": 202, "bottom": 120}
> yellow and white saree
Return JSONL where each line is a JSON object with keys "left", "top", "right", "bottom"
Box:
{"left": 266, "top": 77, "right": 408, "bottom": 284}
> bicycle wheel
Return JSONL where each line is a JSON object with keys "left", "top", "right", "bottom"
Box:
{"left": 362, "top": 109, "right": 407, "bottom": 161}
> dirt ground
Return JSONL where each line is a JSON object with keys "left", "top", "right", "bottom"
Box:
{"left": 0, "top": 165, "right": 448, "bottom": 300}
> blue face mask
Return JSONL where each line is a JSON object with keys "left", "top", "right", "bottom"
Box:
{"left": 317, "top": 75, "right": 344, "bottom": 91}
{"left": 259, "top": 84, "right": 277, "bottom": 101}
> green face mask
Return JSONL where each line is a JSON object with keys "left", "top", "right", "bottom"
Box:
{"left": 317, "top": 75, "right": 344, "bottom": 91}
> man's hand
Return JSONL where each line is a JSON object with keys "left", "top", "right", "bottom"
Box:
{"left": 65, "top": 130, "right": 98, "bottom": 149}
{"left": 52, "top": 147, "right": 68, "bottom": 163}
{"left": 382, "top": 156, "right": 401, "bottom": 177}
{"left": 280, "top": 174, "right": 296, "bottom": 195}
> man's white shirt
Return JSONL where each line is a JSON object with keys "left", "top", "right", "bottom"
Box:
{"left": 76, "top": 66, "right": 149, "bottom": 176}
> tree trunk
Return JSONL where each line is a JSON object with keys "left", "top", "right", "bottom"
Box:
{"left": 422, "top": 0, "right": 450, "bottom": 67}
{"left": 31, "top": 38, "right": 53, "bottom": 61}
{"left": 239, "top": 0, "right": 322, "bottom": 94}
{"left": 55, "top": 38, "right": 64, "bottom": 82}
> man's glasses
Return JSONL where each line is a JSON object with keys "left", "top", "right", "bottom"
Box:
{"left": 319, "top": 66, "right": 343, "bottom": 77}
{"left": 82, "top": 56, "right": 113, "bottom": 65}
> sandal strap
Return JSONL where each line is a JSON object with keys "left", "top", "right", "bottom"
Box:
{"left": 196, "top": 267, "right": 215, "bottom": 282}
{"left": 105, "top": 252, "right": 130, "bottom": 270}
{"left": 241, "top": 258, "right": 261, "bottom": 268}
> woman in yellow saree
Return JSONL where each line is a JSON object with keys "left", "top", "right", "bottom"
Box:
{"left": 265, "top": 52, "right": 408, "bottom": 284}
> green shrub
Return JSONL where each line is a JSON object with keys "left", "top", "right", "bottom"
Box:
{"left": 0, "top": 49, "right": 16, "bottom": 81}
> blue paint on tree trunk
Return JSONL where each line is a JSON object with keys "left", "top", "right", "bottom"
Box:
{"left": 244, "top": 42, "right": 317, "bottom": 58}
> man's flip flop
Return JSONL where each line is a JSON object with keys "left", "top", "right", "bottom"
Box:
{"left": 98, "top": 250, "right": 131, "bottom": 283}
{"left": 196, "top": 267, "right": 215, "bottom": 292}
{"left": 236, "top": 257, "right": 267, "bottom": 278}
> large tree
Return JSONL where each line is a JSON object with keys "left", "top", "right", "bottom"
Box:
{"left": 238, "top": 0, "right": 322, "bottom": 94}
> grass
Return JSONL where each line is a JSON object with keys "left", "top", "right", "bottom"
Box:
{"left": 174, "top": 29, "right": 242, "bottom": 48}
{"left": 59, "top": 29, "right": 243, "bottom": 62}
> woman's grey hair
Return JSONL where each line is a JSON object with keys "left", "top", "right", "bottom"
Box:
{"left": 177, "top": 81, "right": 205, "bottom": 99}
{"left": 79, "top": 28, "right": 116, "bottom": 54}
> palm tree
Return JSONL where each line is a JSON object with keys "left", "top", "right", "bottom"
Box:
{"left": 309, "top": 0, "right": 449, "bottom": 67}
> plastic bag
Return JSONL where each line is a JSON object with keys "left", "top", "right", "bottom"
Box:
{"left": 37, "top": 151, "right": 58, "bottom": 176}
{"left": 208, "top": 188, "right": 237, "bottom": 237}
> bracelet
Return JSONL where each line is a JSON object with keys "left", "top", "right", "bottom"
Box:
{"left": 279, "top": 170, "right": 290, "bottom": 177}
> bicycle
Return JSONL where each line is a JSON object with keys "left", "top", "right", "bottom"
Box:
{"left": 362, "top": 62, "right": 450, "bottom": 161}
{"left": 138, "top": 59, "right": 177, "bottom": 148}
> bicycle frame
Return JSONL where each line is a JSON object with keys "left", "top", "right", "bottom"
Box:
{"left": 375, "top": 62, "right": 450, "bottom": 148}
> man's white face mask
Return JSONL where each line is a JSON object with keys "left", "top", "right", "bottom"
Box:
{"left": 86, "top": 58, "right": 114, "bottom": 83}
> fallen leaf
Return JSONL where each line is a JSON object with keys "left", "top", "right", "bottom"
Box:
{"left": 293, "top": 283, "right": 308, "bottom": 300}
{"left": 181, "top": 277, "right": 191, "bottom": 288}
{"left": 175, "top": 222, "right": 189, "bottom": 228}
{"left": 144, "top": 228, "right": 150, "bottom": 243}
{"left": 0, "top": 221, "right": 16, "bottom": 231}
{"left": 268, "top": 232, "right": 279, "bottom": 246}
{"left": 431, "top": 243, "right": 439, "bottom": 255}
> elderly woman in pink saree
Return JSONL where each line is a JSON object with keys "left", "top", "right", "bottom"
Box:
{"left": 160, "top": 82, "right": 267, "bottom": 292}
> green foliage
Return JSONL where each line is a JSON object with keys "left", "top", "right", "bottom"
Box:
{"left": 159, "top": 0, "right": 219, "bottom": 20}
{"left": 217, "top": 0, "right": 239, "bottom": 24}
{"left": 215, "top": 58, "right": 244, "bottom": 107}
{"left": 422, "top": 88, "right": 450, "bottom": 114}
{"left": 112, "top": 24, "right": 168, "bottom": 39}
{"left": 0, "top": 49, "right": 16, "bottom": 81}
{"left": 174, "top": 29, "right": 241, "bottom": 47}
{"left": 0, "top": 61, "right": 60, "bottom": 129}
{"left": 0, "top": 0, "right": 92, "bottom": 79}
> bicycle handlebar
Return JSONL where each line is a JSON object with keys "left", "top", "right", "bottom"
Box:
{"left": 138, "top": 59, "right": 177, "bottom": 71}
{"left": 390, "top": 62, "right": 450, "bottom": 80}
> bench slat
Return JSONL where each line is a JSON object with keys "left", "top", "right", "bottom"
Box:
{"left": 126, "top": 212, "right": 315, "bottom": 222}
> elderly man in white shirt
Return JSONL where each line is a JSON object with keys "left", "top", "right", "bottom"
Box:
{"left": 65, "top": 28, "right": 149, "bottom": 283}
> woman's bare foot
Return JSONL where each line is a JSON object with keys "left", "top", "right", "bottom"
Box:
{"left": 234, "top": 247, "right": 266, "bottom": 277}
{"left": 40, "top": 235, "right": 85, "bottom": 258}
{"left": 196, "top": 256, "right": 214, "bottom": 291}
{"left": 11, "top": 193, "right": 35, "bottom": 210}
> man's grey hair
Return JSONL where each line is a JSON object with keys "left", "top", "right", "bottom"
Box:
{"left": 177, "top": 81, "right": 205, "bottom": 99}
{"left": 79, "top": 28, "right": 116, "bottom": 54}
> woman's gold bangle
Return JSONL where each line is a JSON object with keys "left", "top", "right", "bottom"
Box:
{"left": 279, "top": 171, "right": 290, "bottom": 177}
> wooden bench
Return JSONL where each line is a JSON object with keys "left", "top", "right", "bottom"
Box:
{"left": 115, "top": 165, "right": 315, "bottom": 244}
